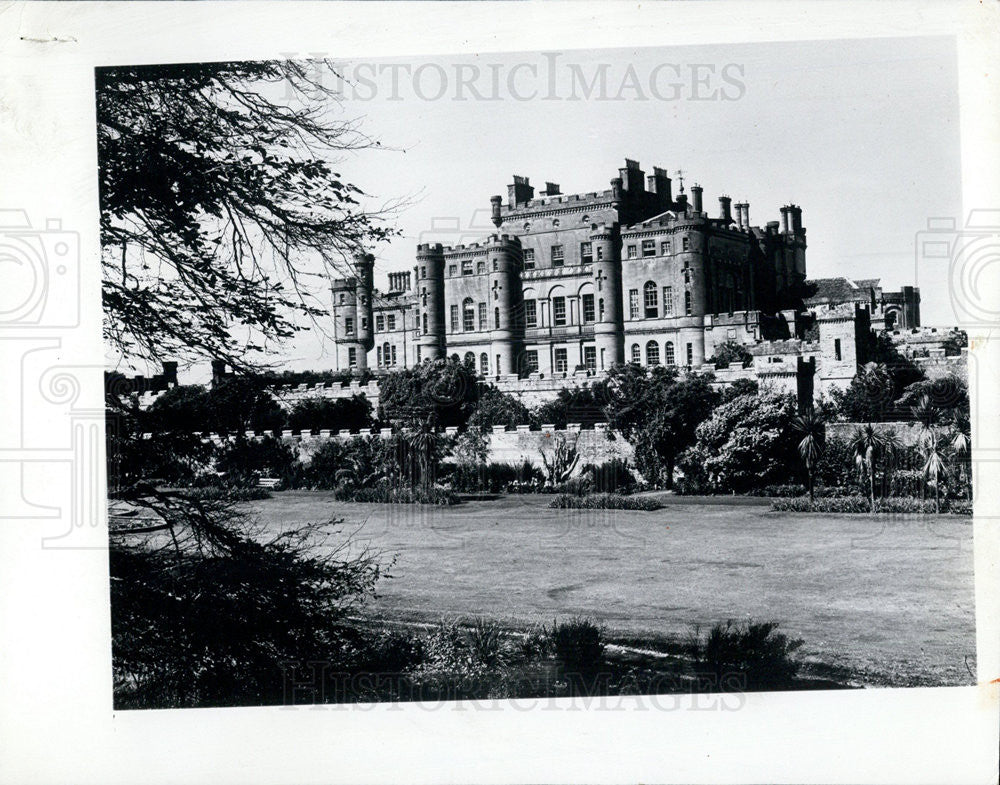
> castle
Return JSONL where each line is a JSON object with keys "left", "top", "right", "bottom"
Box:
{"left": 329, "top": 158, "right": 924, "bottom": 399}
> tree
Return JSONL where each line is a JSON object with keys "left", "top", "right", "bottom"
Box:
{"left": 286, "top": 394, "right": 373, "bottom": 433}
{"left": 98, "top": 60, "right": 398, "bottom": 371}
{"left": 531, "top": 384, "right": 607, "bottom": 429}
{"left": 791, "top": 409, "right": 826, "bottom": 507}
{"left": 602, "top": 364, "right": 719, "bottom": 487}
{"left": 206, "top": 376, "right": 286, "bottom": 433}
{"left": 144, "top": 384, "right": 212, "bottom": 432}
{"left": 849, "top": 424, "right": 884, "bottom": 513}
{"left": 921, "top": 436, "right": 948, "bottom": 514}
{"left": 467, "top": 386, "right": 531, "bottom": 430}
{"left": 707, "top": 340, "right": 753, "bottom": 369}
{"left": 378, "top": 358, "right": 480, "bottom": 429}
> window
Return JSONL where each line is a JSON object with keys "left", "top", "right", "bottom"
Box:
{"left": 646, "top": 341, "right": 660, "bottom": 366}
{"left": 339, "top": 293, "right": 345, "bottom": 304}
{"left": 417, "top": 345, "right": 422, "bottom": 362}
{"left": 685, "top": 290, "right": 692, "bottom": 316}
{"left": 552, "top": 296, "right": 567, "bottom": 326}
{"left": 598, "top": 298, "right": 605, "bottom": 320}
{"left": 631, "top": 344, "right": 641, "bottom": 363}
{"left": 477, "top": 261, "right": 486, "bottom": 274}
{"left": 421, "top": 287, "right": 427, "bottom": 306}
{"left": 596, "top": 245, "right": 604, "bottom": 261}
{"left": 464, "top": 351, "right": 475, "bottom": 368}
{"left": 376, "top": 315, "right": 385, "bottom": 332}
{"left": 524, "top": 299, "right": 537, "bottom": 328}
{"left": 523, "top": 248, "right": 535, "bottom": 269}
{"left": 834, "top": 338, "right": 842, "bottom": 361}
{"left": 642, "top": 239, "right": 656, "bottom": 257}
{"left": 383, "top": 342, "right": 391, "bottom": 366}
{"left": 462, "top": 298, "right": 475, "bottom": 331}
{"left": 554, "top": 348, "right": 568, "bottom": 373}
{"left": 663, "top": 286, "right": 674, "bottom": 316}
{"left": 361, "top": 317, "right": 368, "bottom": 330}
{"left": 684, "top": 268, "right": 691, "bottom": 284}
{"left": 348, "top": 347, "right": 357, "bottom": 367}
{"left": 480, "top": 353, "right": 489, "bottom": 375}
{"left": 345, "top": 317, "right": 354, "bottom": 335}
{"left": 523, "top": 350, "right": 539, "bottom": 374}
{"left": 584, "top": 346, "right": 597, "bottom": 371}
{"left": 686, "top": 343, "right": 694, "bottom": 366}
{"left": 391, "top": 345, "right": 397, "bottom": 365}
{"left": 422, "top": 312, "right": 428, "bottom": 334}
{"left": 387, "top": 314, "right": 396, "bottom": 330}
{"left": 551, "top": 245, "right": 564, "bottom": 266}
{"left": 448, "top": 265, "right": 457, "bottom": 277}
{"left": 494, "top": 307, "right": 500, "bottom": 329}
{"left": 478, "top": 302, "right": 487, "bottom": 330}
{"left": 660, "top": 240, "right": 671, "bottom": 255}
{"left": 682, "top": 237, "right": 690, "bottom": 251}
{"left": 462, "top": 260, "right": 473, "bottom": 276}
{"left": 580, "top": 242, "right": 593, "bottom": 264}
{"left": 629, "top": 289, "right": 639, "bottom": 319}
{"left": 420, "top": 266, "right": 426, "bottom": 279}
{"left": 450, "top": 304, "right": 459, "bottom": 332}
{"left": 627, "top": 244, "right": 637, "bottom": 259}
{"left": 665, "top": 341, "right": 675, "bottom": 365}
{"left": 376, "top": 346, "right": 382, "bottom": 366}
{"left": 643, "top": 281, "right": 658, "bottom": 318}
{"left": 582, "top": 293, "right": 595, "bottom": 323}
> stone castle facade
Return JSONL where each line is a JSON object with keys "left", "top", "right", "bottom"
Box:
{"left": 329, "top": 158, "right": 922, "bottom": 397}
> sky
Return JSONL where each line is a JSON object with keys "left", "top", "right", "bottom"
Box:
{"left": 153, "top": 35, "right": 965, "bottom": 376}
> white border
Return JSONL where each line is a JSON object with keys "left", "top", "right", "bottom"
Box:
{"left": 0, "top": 2, "right": 997, "bottom": 783}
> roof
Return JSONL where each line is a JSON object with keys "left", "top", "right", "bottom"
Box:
{"left": 804, "top": 277, "right": 881, "bottom": 305}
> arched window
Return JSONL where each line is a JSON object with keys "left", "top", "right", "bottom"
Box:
{"left": 480, "top": 353, "right": 489, "bottom": 375}
{"left": 463, "top": 351, "right": 476, "bottom": 369}
{"left": 631, "top": 344, "right": 641, "bottom": 364}
{"left": 664, "top": 341, "right": 675, "bottom": 365}
{"left": 646, "top": 340, "right": 660, "bottom": 366}
{"left": 684, "top": 290, "right": 692, "bottom": 316}
{"left": 462, "top": 297, "right": 475, "bottom": 331}
{"left": 383, "top": 342, "right": 392, "bottom": 366}
{"left": 643, "top": 281, "right": 658, "bottom": 318}
{"left": 422, "top": 312, "right": 428, "bottom": 334}
{"left": 494, "top": 307, "right": 500, "bottom": 329}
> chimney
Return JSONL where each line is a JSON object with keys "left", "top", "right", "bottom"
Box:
{"left": 741, "top": 202, "right": 751, "bottom": 229}
{"left": 541, "top": 182, "right": 561, "bottom": 196}
{"left": 490, "top": 194, "right": 503, "bottom": 227}
{"left": 647, "top": 166, "right": 672, "bottom": 201}
{"left": 618, "top": 159, "right": 645, "bottom": 193}
{"left": 791, "top": 205, "right": 803, "bottom": 233}
{"left": 161, "top": 361, "right": 178, "bottom": 386}
{"left": 610, "top": 177, "right": 624, "bottom": 201}
{"left": 403, "top": 271, "right": 412, "bottom": 291}
{"left": 211, "top": 359, "right": 227, "bottom": 387}
{"left": 780, "top": 206, "right": 792, "bottom": 233}
{"left": 690, "top": 184, "right": 704, "bottom": 213}
{"left": 507, "top": 176, "right": 534, "bottom": 208}
{"left": 719, "top": 195, "right": 732, "bottom": 223}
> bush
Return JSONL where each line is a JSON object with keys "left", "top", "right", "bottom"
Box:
{"left": 582, "top": 458, "right": 637, "bottom": 494}
{"left": 689, "top": 620, "right": 803, "bottom": 691}
{"left": 442, "top": 460, "right": 543, "bottom": 494}
{"left": 555, "top": 475, "right": 593, "bottom": 497}
{"left": 549, "top": 493, "right": 663, "bottom": 511}
{"left": 748, "top": 483, "right": 807, "bottom": 498}
{"left": 551, "top": 618, "right": 604, "bottom": 673}
{"left": 214, "top": 435, "right": 301, "bottom": 488}
{"left": 771, "top": 496, "right": 956, "bottom": 513}
{"left": 179, "top": 486, "right": 273, "bottom": 502}
{"left": 286, "top": 394, "right": 373, "bottom": 433}
{"left": 950, "top": 501, "right": 973, "bottom": 516}
{"left": 345, "top": 485, "right": 459, "bottom": 506}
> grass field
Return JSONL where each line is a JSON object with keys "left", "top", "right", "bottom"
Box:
{"left": 250, "top": 491, "right": 976, "bottom": 688}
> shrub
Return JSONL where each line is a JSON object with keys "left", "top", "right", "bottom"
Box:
{"left": 950, "top": 501, "right": 973, "bottom": 516}
{"left": 689, "top": 619, "right": 803, "bottom": 691}
{"left": 555, "top": 475, "right": 593, "bottom": 497}
{"left": 345, "top": 485, "right": 459, "bottom": 505}
{"left": 551, "top": 618, "right": 604, "bottom": 673}
{"left": 286, "top": 394, "right": 373, "bottom": 433}
{"left": 582, "top": 458, "right": 637, "bottom": 494}
{"left": 214, "top": 435, "right": 301, "bottom": 488}
{"left": 549, "top": 493, "right": 663, "bottom": 511}
{"left": 771, "top": 496, "right": 954, "bottom": 514}
{"left": 179, "top": 486, "right": 273, "bottom": 502}
{"left": 442, "top": 460, "right": 543, "bottom": 494}
{"left": 748, "top": 483, "right": 807, "bottom": 498}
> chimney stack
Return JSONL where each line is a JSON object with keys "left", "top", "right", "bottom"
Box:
{"left": 618, "top": 159, "right": 645, "bottom": 193}
{"left": 690, "top": 184, "right": 704, "bottom": 213}
{"left": 719, "top": 195, "right": 732, "bottom": 223}
{"left": 161, "top": 361, "right": 178, "bottom": 386}
{"left": 780, "top": 206, "right": 792, "bottom": 233}
{"left": 647, "top": 166, "right": 672, "bottom": 201}
{"left": 507, "top": 176, "right": 534, "bottom": 208}
{"left": 541, "top": 182, "right": 561, "bottom": 196}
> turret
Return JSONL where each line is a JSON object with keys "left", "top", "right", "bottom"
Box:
{"left": 486, "top": 234, "right": 524, "bottom": 375}
{"left": 590, "top": 223, "right": 624, "bottom": 369}
{"left": 416, "top": 243, "right": 446, "bottom": 361}
{"left": 719, "top": 195, "right": 732, "bottom": 224}
{"left": 490, "top": 194, "right": 503, "bottom": 228}
{"left": 690, "top": 184, "right": 703, "bottom": 214}
{"left": 353, "top": 251, "right": 375, "bottom": 371}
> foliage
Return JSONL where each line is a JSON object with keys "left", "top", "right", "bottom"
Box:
{"left": 550, "top": 618, "right": 605, "bottom": 674}
{"left": 450, "top": 427, "right": 490, "bottom": 468}
{"left": 531, "top": 385, "right": 607, "bottom": 428}
{"left": 98, "top": 60, "right": 396, "bottom": 369}
{"left": 791, "top": 408, "right": 826, "bottom": 506}
{"left": 770, "top": 495, "right": 966, "bottom": 513}
{"left": 688, "top": 620, "right": 803, "bottom": 692}
{"left": 110, "top": 496, "right": 385, "bottom": 708}
{"left": 143, "top": 384, "right": 213, "bottom": 432}
{"left": 377, "top": 358, "right": 479, "bottom": 429}
{"left": 721, "top": 377, "right": 759, "bottom": 403}
{"left": 581, "top": 458, "right": 637, "bottom": 494}
{"left": 285, "top": 394, "right": 373, "bottom": 433}
{"left": 539, "top": 432, "right": 581, "bottom": 486}
{"left": 346, "top": 485, "right": 459, "bottom": 505}
{"left": 601, "top": 364, "right": 719, "bottom": 487}
{"left": 257, "top": 368, "right": 373, "bottom": 387}
{"left": 747, "top": 484, "right": 808, "bottom": 498}
{"left": 897, "top": 375, "right": 968, "bottom": 424}
{"left": 443, "top": 460, "right": 543, "bottom": 494}
{"left": 831, "top": 336, "right": 925, "bottom": 422}
{"left": 467, "top": 385, "right": 532, "bottom": 430}
{"left": 213, "top": 434, "right": 301, "bottom": 488}
{"left": 707, "top": 340, "right": 753, "bottom": 369}
{"left": 676, "top": 389, "right": 798, "bottom": 495}
{"left": 941, "top": 328, "right": 968, "bottom": 357}
{"left": 143, "top": 378, "right": 287, "bottom": 434}
{"left": 549, "top": 493, "right": 663, "bottom": 511}
{"left": 179, "top": 486, "right": 273, "bottom": 502}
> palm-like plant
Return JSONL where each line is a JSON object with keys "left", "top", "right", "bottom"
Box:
{"left": 406, "top": 421, "right": 439, "bottom": 492}
{"left": 879, "top": 430, "right": 904, "bottom": 499}
{"left": 791, "top": 409, "right": 826, "bottom": 508}
{"left": 910, "top": 394, "right": 940, "bottom": 448}
{"left": 921, "top": 432, "right": 948, "bottom": 514}
{"left": 850, "top": 424, "right": 884, "bottom": 513}
{"left": 950, "top": 412, "right": 972, "bottom": 500}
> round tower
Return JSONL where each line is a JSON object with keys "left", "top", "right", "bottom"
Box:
{"left": 416, "top": 243, "right": 446, "bottom": 361}
{"left": 353, "top": 251, "right": 375, "bottom": 372}
{"left": 590, "top": 224, "right": 624, "bottom": 369}
{"left": 486, "top": 234, "right": 523, "bottom": 376}
{"left": 331, "top": 276, "right": 359, "bottom": 371}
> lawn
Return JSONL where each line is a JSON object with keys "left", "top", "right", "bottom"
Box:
{"left": 250, "top": 492, "right": 976, "bottom": 688}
